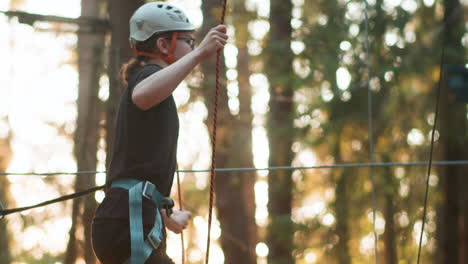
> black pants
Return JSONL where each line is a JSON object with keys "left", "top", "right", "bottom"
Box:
{"left": 91, "top": 188, "right": 174, "bottom": 264}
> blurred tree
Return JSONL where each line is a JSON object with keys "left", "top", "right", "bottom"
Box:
{"left": 436, "top": 0, "right": 466, "bottom": 262}
{"left": 199, "top": 0, "right": 258, "bottom": 262}
{"left": 64, "top": 0, "right": 106, "bottom": 263}
{"left": 296, "top": 0, "right": 448, "bottom": 262}
{"left": 264, "top": 0, "right": 295, "bottom": 263}
{"left": 0, "top": 118, "right": 12, "bottom": 264}
{"left": 105, "top": 0, "right": 144, "bottom": 167}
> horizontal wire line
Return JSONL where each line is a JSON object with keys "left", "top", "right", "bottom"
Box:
{"left": 1, "top": 160, "right": 468, "bottom": 176}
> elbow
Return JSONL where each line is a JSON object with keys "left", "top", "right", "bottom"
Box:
{"left": 132, "top": 91, "right": 153, "bottom": 111}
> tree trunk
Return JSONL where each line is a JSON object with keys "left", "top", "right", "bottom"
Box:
{"left": 233, "top": 2, "right": 258, "bottom": 263}
{"left": 334, "top": 170, "right": 352, "bottom": 264}
{"left": 106, "top": 0, "right": 144, "bottom": 167}
{"left": 199, "top": 1, "right": 257, "bottom": 263}
{"left": 333, "top": 142, "right": 351, "bottom": 264}
{"left": 0, "top": 127, "right": 12, "bottom": 264}
{"left": 436, "top": 0, "right": 465, "bottom": 262}
{"left": 265, "top": 1, "right": 295, "bottom": 263}
{"left": 383, "top": 163, "right": 397, "bottom": 264}
{"left": 64, "top": 0, "right": 106, "bottom": 263}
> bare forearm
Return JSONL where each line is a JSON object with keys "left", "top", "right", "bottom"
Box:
{"left": 132, "top": 50, "right": 202, "bottom": 110}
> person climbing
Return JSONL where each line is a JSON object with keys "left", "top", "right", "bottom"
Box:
{"left": 91, "top": 2, "right": 228, "bottom": 263}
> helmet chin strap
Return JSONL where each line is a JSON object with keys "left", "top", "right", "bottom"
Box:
{"left": 133, "top": 32, "right": 179, "bottom": 65}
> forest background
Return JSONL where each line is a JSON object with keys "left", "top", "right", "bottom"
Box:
{"left": 0, "top": 0, "right": 466, "bottom": 263}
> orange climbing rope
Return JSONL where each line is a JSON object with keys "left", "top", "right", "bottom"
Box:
{"left": 205, "top": 0, "right": 228, "bottom": 263}
{"left": 176, "top": 166, "right": 186, "bottom": 264}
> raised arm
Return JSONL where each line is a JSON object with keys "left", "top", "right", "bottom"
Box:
{"left": 132, "top": 25, "right": 228, "bottom": 110}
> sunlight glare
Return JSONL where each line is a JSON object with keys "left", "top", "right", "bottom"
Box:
{"left": 224, "top": 43, "right": 238, "bottom": 68}
{"left": 250, "top": 74, "right": 269, "bottom": 114}
{"left": 255, "top": 180, "right": 269, "bottom": 226}
{"left": 252, "top": 127, "right": 269, "bottom": 177}
{"left": 349, "top": 24, "right": 360, "bottom": 37}
{"left": 383, "top": 0, "right": 402, "bottom": 11}
{"left": 359, "top": 233, "right": 376, "bottom": 256}
{"left": 248, "top": 19, "right": 270, "bottom": 40}
{"left": 173, "top": 81, "right": 190, "bottom": 107}
{"left": 305, "top": 250, "right": 317, "bottom": 263}
{"left": 189, "top": 248, "right": 204, "bottom": 263}
{"left": 320, "top": 81, "right": 334, "bottom": 102}
{"left": 399, "top": 178, "right": 410, "bottom": 197}
{"left": 337, "top": 67, "right": 351, "bottom": 90}
{"left": 397, "top": 211, "right": 410, "bottom": 227}
{"left": 402, "top": 0, "right": 418, "bottom": 12}
{"left": 256, "top": 242, "right": 269, "bottom": 257}
{"left": 407, "top": 128, "right": 424, "bottom": 146}
{"left": 340, "top": 41, "right": 352, "bottom": 51}
{"left": 255, "top": 207, "right": 269, "bottom": 227}
{"left": 98, "top": 75, "right": 109, "bottom": 101}
{"left": 247, "top": 40, "right": 262, "bottom": 55}
{"left": 345, "top": 2, "right": 364, "bottom": 21}
{"left": 23, "top": 0, "right": 81, "bottom": 18}
{"left": 423, "top": 0, "right": 435, "bottom": 6}
{"left": 413, "top": 221, "right": 428, "bottom": 246}
{"left": 245, "top": 0, "right": 270, "bottom": 17}
{"left": 255, "top": 181, "right": 268, "bottom": 206}
{"left": 320, "top": 213, "right": 335, "bottom": 226}
{"left": 385, "top": 30, "right": 399, "bottom": 46}
{"left": 291, "top": 41, "right": 305, "bottom": 54}
{"left": 167, "top": 0, "right": 203, "bottom": 28}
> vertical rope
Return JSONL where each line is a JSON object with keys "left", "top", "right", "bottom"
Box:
{"left": 416, "top": 35, "right": 445, "bottom": 264}
{"left": 363, "top": 1, "right": 379, "bottom": 263}
{"left": 176, "top": 165, "right": 185, "bottom": 264}
{"left": 205, "top": 0, "right": 228, "bottom": 263}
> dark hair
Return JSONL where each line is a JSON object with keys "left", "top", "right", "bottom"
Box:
{"left": 120, "top": 31, "right": 173, "bottom": 86}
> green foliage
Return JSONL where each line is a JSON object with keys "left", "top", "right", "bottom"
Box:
{"left": 285, "top": 0, "right": 461, "bottom": 262}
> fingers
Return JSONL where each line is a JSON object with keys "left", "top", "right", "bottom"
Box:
{"left": 213, "top": 24, "right": 227, "bottom": 33}
{"left": 211, "top": 26, "right": 228, "bottom": 39}
{"left": 212, "top": 32, "right": 228, "bottom": 50}
{"left": 195, "top": 25, "right": 228, "bottom": 59}
{"left": 183, "top": 210, "right": 192, "bottom": 219}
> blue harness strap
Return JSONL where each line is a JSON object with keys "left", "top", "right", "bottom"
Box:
{"left": 111, "top": 179, "right": 173, "bottom": 264}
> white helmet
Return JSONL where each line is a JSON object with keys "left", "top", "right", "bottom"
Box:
{"left": 129, "top": 2, "right": 195, "bottom": 45}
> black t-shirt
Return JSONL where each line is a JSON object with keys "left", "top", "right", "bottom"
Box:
{"left": 107, "top": 64, "right": 179, "bottom": 197}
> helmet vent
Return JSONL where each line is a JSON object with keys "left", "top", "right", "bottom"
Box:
{"left": 136, "top": 19, "right": 144, "bottom": 29}
{"left": 166, "top": 6, "right": 173, "bottom": 10}
{"left": 157, "top": 4, "right": 163, "bottom": 8}
{"left": 174, "top": 10, "right": 181, "bottom": 13}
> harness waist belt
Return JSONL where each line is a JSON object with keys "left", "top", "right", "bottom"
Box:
{"left": 111, "top": 179, "right": 174, "bottom": 264}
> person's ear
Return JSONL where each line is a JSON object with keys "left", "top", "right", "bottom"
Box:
{"left": 156, "top": 38, "right": 169, "bottom": 55}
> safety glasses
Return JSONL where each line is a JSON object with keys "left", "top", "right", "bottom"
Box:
{"left": 167, "top": 36, "right": 195, "bottom": 50}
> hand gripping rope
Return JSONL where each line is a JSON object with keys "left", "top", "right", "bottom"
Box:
{"left": 205, "top": 0, "right": 228, "bottom": 263}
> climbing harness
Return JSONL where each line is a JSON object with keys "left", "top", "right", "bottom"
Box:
{"left": 111, "top": 178, "right": 174, "bottom": 264}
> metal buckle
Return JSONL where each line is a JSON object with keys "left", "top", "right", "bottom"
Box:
{"left": 146, "top": 230, "right": 162, "bottom": 250}
{"left": 142, "top": 181, "right": 154, "bottom": 200}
